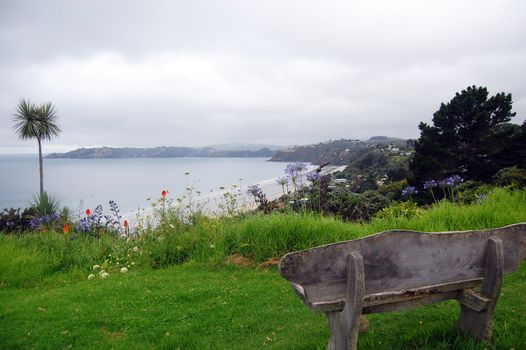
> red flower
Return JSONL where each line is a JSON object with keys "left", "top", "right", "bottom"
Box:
{"left": 161, "top": 190, "right": 167, "bottom": 198}
{"left": 85, "top": 209, "right": 91, "bottom": 216}
{"left": 63, "top": 223, "right": 69, "bottom": 234}
{"left": 123, "top": 220, "right": 129, "bottom": 228}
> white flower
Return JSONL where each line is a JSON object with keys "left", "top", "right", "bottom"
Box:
{"left": 210, "top": 244, "right": 215, "bottom": 249}
{"left": 92, "top": 264, "right": 100, "bottom": 271}
{"left": 132, "top": 246, "right": 139, "bottom": 252}
{"left": 100, "top": 272, "right": 109, "bottom": 279}
{"left": 99, "top": 269, "right": 106, "bottom": 276}
{"left": 120, "top": 267, "right": 128, "bottom": 273}
{"left": 88, "top": 274, "right": 95, "bottom": 280}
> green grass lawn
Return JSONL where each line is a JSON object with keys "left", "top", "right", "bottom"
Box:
{"left": 1, "top": 262, "right": 525, "bottom": 349}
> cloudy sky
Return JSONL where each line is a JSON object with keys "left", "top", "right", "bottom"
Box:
{"left": 1, "top": 0, "right": 525, "bottom": 154}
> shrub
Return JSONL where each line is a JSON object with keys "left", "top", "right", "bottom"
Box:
{"left": 374, "top": 200, "right": 423, "bottom": 220}
{"left": 377, "top": 180, "right": 407, "bottom": 201}
{"left": 0, "top": 207, "right": 35, "bottom": 233}
{"left": 30, "top": 191, "right": 61, "bottom": 217}
{"left": 493, "top": 166, "right": 526, "bottom": 189}
{"left": 455, "top": 180, "right": 492, "bottom": 204}
{"left": 351, "top": 191, "right": 390, "bottom": 221}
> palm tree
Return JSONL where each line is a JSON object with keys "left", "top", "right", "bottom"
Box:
{"left": 12, "top": 100, "right": 61, "bottom": 196}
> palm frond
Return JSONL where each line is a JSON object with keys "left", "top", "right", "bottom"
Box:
{"left": 30, "top": 191, "right": 62, "bottom": 216}
{"left": 11, "top": 100, "right": 62, "bottom": 141}
{"left": 12, "top": 99, "right": 39, "bottom": 140}
{"left": 35, "top": 102, "right": 61, "bottom": 140}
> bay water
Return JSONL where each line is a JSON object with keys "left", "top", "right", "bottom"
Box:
{"left": 0, "top": 155, "right": 290, "bottom": 218}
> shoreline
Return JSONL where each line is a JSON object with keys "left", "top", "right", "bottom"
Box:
{"left": 122, "top": 164, "right": 347, "bottom": 226}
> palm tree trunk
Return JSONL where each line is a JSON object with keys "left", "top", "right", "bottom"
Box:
{"left": 37, "top": 137, "right": 44, "bottom": 196}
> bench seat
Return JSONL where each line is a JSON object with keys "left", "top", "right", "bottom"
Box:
{"left": 293, "top": 278, "right": 489, "bottom": 313}
{"left": 279, "top": 223, "right": 526, "bottom": 350}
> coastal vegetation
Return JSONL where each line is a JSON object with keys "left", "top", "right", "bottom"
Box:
{"left": 269, "top": 136, "right": 410, "bottom": 165}
{"left": 411, "top": 86, "right": 526, "bottom": 184}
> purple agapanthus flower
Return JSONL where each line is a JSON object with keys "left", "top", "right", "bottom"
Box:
{"left": 285, "top": 162, "right": 308, "bottom": 176}
{"left": 449, "top": 175, "right": 464, "bottom": 184}
{"left": 306, "top": 172, "right": 320, "bottom": 183}
{"left": 246, "top": 184, "right": 263, "bottom": 197}
{"left": 29, "top": 212, "right": 61, "bottom": 230}
{"left": 423, "top": 179, "right": 438, "bottom": 189}
{"left": 439, "top": 175, "right": 464, "bottom": 187}
{"left": 401, "top": 186, "right": 418, "bottom": 197}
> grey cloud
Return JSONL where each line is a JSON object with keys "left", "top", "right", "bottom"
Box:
{"left": 1, "top": 0, "right": 525, "bottom": 153}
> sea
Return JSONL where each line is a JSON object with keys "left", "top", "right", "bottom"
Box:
{"left": 0, "top": 155, "right": 294, "bottom": 219}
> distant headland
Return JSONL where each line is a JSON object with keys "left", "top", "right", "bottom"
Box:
{"left": 46, "top": 146, "right": 276, "bottom": 159}
{"left": 45, "top": 137, "right": 413, "bottom": 161}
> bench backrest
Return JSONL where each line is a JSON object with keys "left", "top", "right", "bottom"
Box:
{"left": 279, "top": 223, "right": 526, "bottom": 306}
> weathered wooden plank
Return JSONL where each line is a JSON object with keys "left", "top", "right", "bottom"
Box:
{"left": 458, "top": 289, "right": 490, "bottom": 312}
{"left": 326, "top": 252, "right": 365, "bottom": 350}
{"left": 458, "top": 238, "right": 504, "bottom": 344}
{"left": 280, "top": 223, "right": 526, "bottom": 305}
{"left": 363, "top": 291, "right": 459, "bottom": 314}
{"left": 307, "top": 278, "right": 483, "bottom": 312}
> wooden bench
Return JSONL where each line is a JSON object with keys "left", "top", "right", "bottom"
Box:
{"left": 279, "top": 223, "right": 526, "bottom": 350}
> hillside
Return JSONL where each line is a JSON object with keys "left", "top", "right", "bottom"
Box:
{"left": 46, "top": 146, "right": 275, "bottom": 159}
{"left": 269, "top": 137, "right": 412, "bottom": 165}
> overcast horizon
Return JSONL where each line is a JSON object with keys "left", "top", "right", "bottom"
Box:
{"left": 1, "top": 0, "right": 525, "bottom": 154}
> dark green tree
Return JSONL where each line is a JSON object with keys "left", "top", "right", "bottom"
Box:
{"left": 12, "top": 100, "right": 61, "bottom": 196}
{"left": 411, "top": 86, "right": 523, "bottom": 183}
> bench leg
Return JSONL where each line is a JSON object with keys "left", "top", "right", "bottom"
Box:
{"left": 326, "top": 252, "right": 365, "bottom": 350}
{"left": 458, "top": 238, "right": 503, "bottom": 344}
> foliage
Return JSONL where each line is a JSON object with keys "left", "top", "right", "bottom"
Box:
{"left": 406, "top": 174, "right": 467, "bottom": 205}
{"left": 12, "top": 100, "right": 60, "bottom": 142}
{"left": 217, "top": 184, "right": 245, "bottom": 217}
{"left": 77, "top": 204, "right": 122, "bottom": 237}
{"left": 27, "top": 192, "right": 63, "bottom": 231}
{"left": 285, "top": 162, "right": 308, "bottom": 193}
{"left": 336, "top": 147, "right": 413, "bottom": 191}
{"left": 246, "top": 184, "right": 271, "bottom": 213}
{"left": 0, "top": 207, "right": 35, "bottom": 233}
{"left": 493, "top": 166, "right": 526, "bottom": 189}
{"left": 349, "top": 190, "right": 390, "bottom": 221}
{"left": 275, "top": 176, "right": 289, "bottom": 196}
{"left": 305, "top": 170, "right": 331, "bottom": 213}
{"left": 30, "top": 191, "right": 62, "bottom": 217}
{"left": 375, "top": 200, "right": 423, "bottom": 221}
{"left": 454, "top": 180, "right": 492, "bottom": 205}
{"left": 0, "top": 188, "right": 524, "bottom": 279}
{"left": 281, "top": 163, "right": 391, "bottom": 222}
{"left": 411, "top": 86, "right": 523, "bottom": 183}
{"left": 376, "top": 180, "right": 406, "bottom": 201}
{"left": 270, "top": 137, "right": 411, "bottom": 165}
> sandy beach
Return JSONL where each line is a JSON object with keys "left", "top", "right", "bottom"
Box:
{"left": 123, "top": 164, "right": 347, "bottom": 226}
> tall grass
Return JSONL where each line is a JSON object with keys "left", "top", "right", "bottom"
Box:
{"left": 1, "top": 187, "right": 525, "bottom": 287}
{"left": 218, "top": 188, "right": 526, "bottom": 262}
